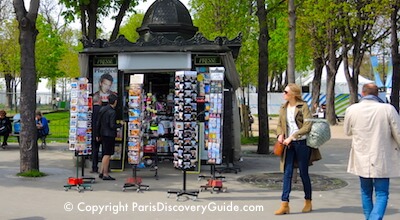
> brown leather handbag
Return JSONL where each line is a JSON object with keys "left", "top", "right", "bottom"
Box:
{"left": 273, "top": 141, "right": 284, "bottom": 156}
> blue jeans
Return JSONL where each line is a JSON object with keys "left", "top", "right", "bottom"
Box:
{"left": 359, "top": 177, "right": 389, "bottom": 220}
{"left": 281, "top": 139, "right": 312, "bottom": 202}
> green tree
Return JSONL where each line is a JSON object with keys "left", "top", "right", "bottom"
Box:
{"left": 36, "top": 15, "right": 66, "bottom": 79}
{"left": 60, "top": 0, "right": 140, "bottom": 41}
{"left": 119, "top": 13, "right": 144, "bottom": 42}
{"left": 340, "top": 0, "right": 392, "bottom": 104}
{"left": 0, "top": 19, "right": 21, "bottom": 110}
{"left": 191, "top": 0, "right": 259, "bottom": 139}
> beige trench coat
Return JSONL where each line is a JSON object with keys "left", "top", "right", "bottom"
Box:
{"left": 344, "top": 99, "right": 400, "bottom": 178}
{"left": 276, "top": 101, "right": 322, "bottom": 172}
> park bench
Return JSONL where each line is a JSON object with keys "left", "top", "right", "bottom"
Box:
{"left": 9, "top": 117, "right": 51, "bottom": 149}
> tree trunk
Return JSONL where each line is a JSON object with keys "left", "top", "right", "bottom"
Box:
{"left": 87, "top": 0, "right": 99, "bottom": 41}
{"left": 80, "top": 4, "right": 87, "bottom": 39}
{"left": 390, "top": 0, "right": 400, "bottom": 111}
{"left": 13, "top": 78, "right": 19, "bottom": 112}
{"left": 311, "top": 57, "right": 323, "bottom": 111}
{"left": 5, "top": 73, "right": 13, "bottom": 109}
{"left": 325, "top": 63, "right": 337, "bottom": 125}
{"left": 287, "top": 0, "right": 296, "bottom": 83}
{"left": 325, "top": 26, "right": 341, "bottom": 125}
{"left": 343, "top": 50, "right": 358, "bottom": 104}
{"left": 256, "top": 0, "right": 269, "bottom": 154}
{"left": 13, "top": 0, "right": 40, "bottom": 172}
{"left": 109, "top": 0, "right": 131, "bottom": 42}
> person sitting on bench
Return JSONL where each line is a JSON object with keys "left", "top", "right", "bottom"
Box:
{"left": 0, "top": 110, "right": 12, "bottom": 149}
{"left": 35, "top": 111, "right": 49, "bottom": 146}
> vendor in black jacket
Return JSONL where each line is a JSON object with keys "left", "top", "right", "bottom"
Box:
{"left": 0, "top": 110, "right": 12, "bottom": 149}
{"left": 96, "top": 94, "right": 121, "bottom": 180}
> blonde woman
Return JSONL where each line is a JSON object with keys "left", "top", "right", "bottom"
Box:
{"left": 275, "top": 83, "right": 321, "bottom": 215}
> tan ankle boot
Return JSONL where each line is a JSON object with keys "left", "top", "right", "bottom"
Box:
{"left": 274, "top": 201, "right": 290, "bottom": 215}
{"left": 302, "top": 199, "right": 312, "bottom": 213}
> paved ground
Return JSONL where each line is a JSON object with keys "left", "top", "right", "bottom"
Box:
{"left": 1, "top": 121, "right": 400, "bottom": 220}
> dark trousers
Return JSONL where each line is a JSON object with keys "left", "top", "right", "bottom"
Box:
{"left": 92, "top": 140, "right": 101, "bottom": 172}
{"left": 282, "top": 139, "right": 312, "bottom": 202}
{"left": 1, "top": 133, "right": 9, "bottom": 145}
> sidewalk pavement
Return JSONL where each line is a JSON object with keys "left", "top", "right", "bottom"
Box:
{"left": 0, "top": 123, "right": 399, "bottom": 220}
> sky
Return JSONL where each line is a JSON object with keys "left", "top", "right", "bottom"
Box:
{"left": 137, "top": 0, "right": 190, "bottom": 12}
{"left": 21, "top": 0, "right": 190, "bottom": 33}
{"left": 94, "top": 0, "right": 190, "bottom": 34}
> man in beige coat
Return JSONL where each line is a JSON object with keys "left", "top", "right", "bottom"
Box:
{"left": 344, "top": 83, "right": 400, "bottom": 220}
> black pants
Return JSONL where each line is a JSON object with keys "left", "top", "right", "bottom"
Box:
{"left": 92, "top": 139, "right": 101, "bottom": 172}
{"left": 0, "top": 133, "right": 9, "bottom": 145}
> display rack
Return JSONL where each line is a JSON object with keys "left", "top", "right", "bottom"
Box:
{"left": 123, "top": 81, "right": 150, "bottom": 192}
{"left": 123, "top": 164, "right": 149, "bottom": 192}
{"left": 64, "top": 152, "right": 93, "bottom": 192}
{"left": 167, "top": 71, "right": 199, "bottom": 200}
{"left": 195, "top": 67, "right": 231, "bottom": 190}
{"left": 199, "top": 164, "right": 226, "bottom": 193}
{"left": 167, "top": 170, "right": 199, "bottom": 200}
{"left": 64, "top": 78, "right": 93, "bottom": 192}
{"left": 80, "top": 156, "right": 95, "bottom": 183}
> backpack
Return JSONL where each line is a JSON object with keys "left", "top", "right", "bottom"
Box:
{"left": 306, "top": 119, "right": 331, "bottom": 148}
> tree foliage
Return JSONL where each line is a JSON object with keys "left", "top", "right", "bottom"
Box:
{"left": 59, "top": 0, "right": 140, "bottom": 41}
{"left": 36, "top": 15, "right": 67, "bottom": 80}
{"left": 118, "top": 12, "right": 144, "bottom": 42}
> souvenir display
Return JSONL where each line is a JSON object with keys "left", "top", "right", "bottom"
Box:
{"left": 197, "top": 67, "right": 224, "bottom": 165}
{"left": 69, "top": 78, "right": 92, "bottom": 156}
{"left": 173, "top": 71, "right": 198, "bottom": 170}
{"left": 127, "top": 84, "right": 143, "bottom": 165}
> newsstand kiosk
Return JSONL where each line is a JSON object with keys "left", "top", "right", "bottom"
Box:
{"left": 78, "top": 0, "right": 242, "bottom": 195}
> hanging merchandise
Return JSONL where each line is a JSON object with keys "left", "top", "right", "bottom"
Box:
{"left": 173, "top": 71, "right": 199, "bottom": 171}
{"left": 168, "top": 71, "right": 200, "bottom": 200}
{"left": 127, "top": 84, "right": 143, "bottom": 165}
{"left": 123, "top": 82, "right": 150, "bottom": 192}
{"left": 68, "top": 78, "right": 93, "bottom": 156}
{"left": 196, "top": 67, "right": 225, "bottom": 165}
{"left": 64, "top": 77, "right": 93, "bottom": 192}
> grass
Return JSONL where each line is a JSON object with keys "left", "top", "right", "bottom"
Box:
{"left": 43, "top": 111, "right": 70, "bottom": 139}
{"left": 17, "top": 169, "right": 47, "bottom": 177}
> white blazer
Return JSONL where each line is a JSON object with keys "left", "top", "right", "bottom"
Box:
{"left": 344, "top": 99, "right": 400, "bottom": 178}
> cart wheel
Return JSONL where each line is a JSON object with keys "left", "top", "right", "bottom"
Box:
{"left": 64, "top": 187, "right": 69, "bottom": 191}
{"left": 136, "top": 189, "right": 140, "bottom": 193}
{"left": 222, "top": 188, "right": 227, "bottom": 192}
{"left": 91, "top": 179, "right": 95, "bottom": 183}
{"left": 192, "top": 196, "right": 197, "bottom": 201}
{"left": 145, "top": 187, "right": 149, "bottom": 191}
